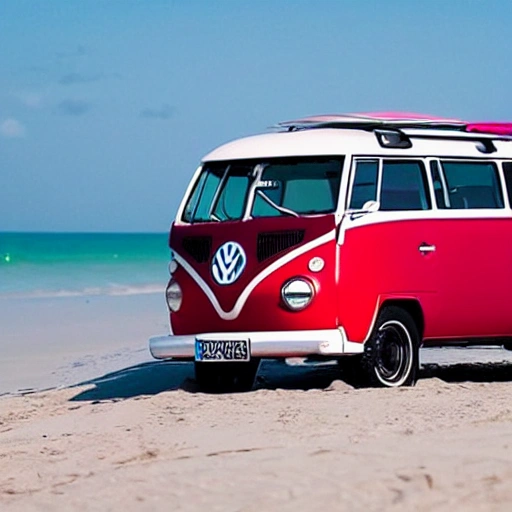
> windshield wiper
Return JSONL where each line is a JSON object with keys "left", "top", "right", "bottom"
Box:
{"left": 256, "top": 190, "right": 299, "bottom": 218}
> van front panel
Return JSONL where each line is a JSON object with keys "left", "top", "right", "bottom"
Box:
{"left": 169, "top": 215, "right": 339, "bottom": 334}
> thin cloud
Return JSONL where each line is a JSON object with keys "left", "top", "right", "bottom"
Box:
{"left": 0, "top": 118, "right": 26, "bottom": 138}
{"left": 59, "top": 72, "right": 104, "bottom": 85}
{"left": 55, "top": 99, "right": 92, "bottom": 116}
{"left": 140, "top": 104, "right": 175, "bottom": 120}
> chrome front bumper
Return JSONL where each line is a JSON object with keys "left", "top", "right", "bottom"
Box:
{"left": 149, "top": 328, "right": 364, "bottom": 360}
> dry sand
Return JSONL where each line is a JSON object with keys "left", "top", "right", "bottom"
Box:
{"left": 1, "top": 295, "right": 512, "bottom": 511}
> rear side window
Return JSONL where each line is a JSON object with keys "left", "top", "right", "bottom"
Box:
{"left": 501, "top": 162, "right": 512, "bottom": 207}
{"left": 437, "top": 161, "right": 504, "bottom": 209}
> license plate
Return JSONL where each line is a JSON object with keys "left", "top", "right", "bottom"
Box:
{"left": 195, "top": 339, "right": 250, "bottom": 362}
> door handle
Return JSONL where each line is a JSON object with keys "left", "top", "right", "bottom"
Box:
{"left": 419, "top": 243, "right": 436, "bottom": 254}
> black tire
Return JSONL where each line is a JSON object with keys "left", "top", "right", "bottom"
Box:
{"left": 363, "top": 306, "right": 420, "bottom": 387}
{"left": 339, "top": 306, "right": 420, "bottom": 387}
{"left": 504, "top": 342, "right": 512, "bottom": 351}
{"left": 194, "top": 359, "right": 260, "bottom": 393}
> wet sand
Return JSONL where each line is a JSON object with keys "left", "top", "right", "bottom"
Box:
{"left": 0, "top": 294, "right": 167, "bottom": 395}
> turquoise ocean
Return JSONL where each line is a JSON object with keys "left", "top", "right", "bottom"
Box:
{"left": 0, "top": 233, "right": 170, "bottom": 299}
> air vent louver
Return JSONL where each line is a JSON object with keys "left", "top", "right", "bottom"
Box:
{"left": 257, "top": 230, "right": 305, "bottom": 262}
{"left": 182, "top": 236, "right": 212, "bottom": 263}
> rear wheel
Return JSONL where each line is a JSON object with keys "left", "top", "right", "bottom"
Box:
{"left": 339, "top": 306, "right": 420, "bottom": 387}
{"left": 194, "top": 359, "right": 260, "bottom": 393}
{"left": 504, "top": 342, "right": 512, "bottom": 351}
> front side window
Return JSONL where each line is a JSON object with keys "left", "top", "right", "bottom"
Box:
{"left": 348, "top": 159, "right": 430, "bottom": 211}
{"left": 348, "top": 160, "right": 378, "bottom": 209}
{"left": 436, "top": 161, "right": 504, "bottom": 209}
{"left": 182, "top": 157, "right": 343, "bottom": 223}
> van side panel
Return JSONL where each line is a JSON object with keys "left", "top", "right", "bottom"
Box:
{"left": 337, "top": 216, "right": 512, "bottom": 343}
{"left": 337, "top": 218, "right": 437, "bottom": 343}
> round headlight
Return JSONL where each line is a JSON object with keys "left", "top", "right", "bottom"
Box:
{"left": 281, "top": 278, "right": 314, "bottom": 311}
{"left": 165, "top": 279, "right": 182, "bottom": 312}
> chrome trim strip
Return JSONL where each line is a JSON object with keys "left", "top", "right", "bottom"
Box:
{"left": 376, "top": 158, "right": 383, "bottom": 203}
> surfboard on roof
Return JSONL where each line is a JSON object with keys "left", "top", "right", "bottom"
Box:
{"left": 277, "top": 111, "right": 466, "bottom": 130}
{"left": 276, "top": 111, "right": 512, "bottom": 136}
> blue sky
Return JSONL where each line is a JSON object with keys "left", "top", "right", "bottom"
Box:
{"left": 1, "top": 0, "right": 512, "bottom": 232}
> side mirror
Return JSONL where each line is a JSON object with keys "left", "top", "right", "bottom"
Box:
{"left": 361, "top": 200, "right": 380, "bottom": 212}
{"left": 347, "top": 200, "right": 380, "bottom": 218}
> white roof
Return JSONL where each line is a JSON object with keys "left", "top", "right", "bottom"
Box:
{"left": 202, "top": 128, "right": 512, "bottom": 162}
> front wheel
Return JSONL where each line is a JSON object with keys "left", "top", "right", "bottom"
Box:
{"left": 363, "top": 306, "right": 420, "bottom": 387}
{"left": 339, "top": 306, "right": 420, "bottom": 387}
{"left": 194, "top": 359, "right": 260, "bottom": 393}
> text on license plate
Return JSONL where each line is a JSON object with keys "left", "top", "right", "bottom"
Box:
{"left": 195, "top": 339, "right": 250, "bottom": 362}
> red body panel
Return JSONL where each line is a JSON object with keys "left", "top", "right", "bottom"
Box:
{"left": 170, "top": 215, "right": 338, "bottom": 334}
{"left": 338, "top": 216, "right": 512, "bottom": 343}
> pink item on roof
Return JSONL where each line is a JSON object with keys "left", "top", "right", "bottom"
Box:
{"left": 466, "top": 123, "right": 512, "bottom": 136}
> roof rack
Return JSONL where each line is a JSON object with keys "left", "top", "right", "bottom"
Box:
{"left": 274, "top": 112, "right": 512, "bottom": 153}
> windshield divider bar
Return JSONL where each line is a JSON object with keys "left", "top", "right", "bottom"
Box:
{"left": 242, "top": 164, "right": 265, "bottom": 221}
{"left": 208, "top": 164, "right": 231, "bottom": 220}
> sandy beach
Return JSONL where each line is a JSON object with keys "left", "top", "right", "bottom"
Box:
{"left": 1, "top": 294, "right": 512, "bottom": 511}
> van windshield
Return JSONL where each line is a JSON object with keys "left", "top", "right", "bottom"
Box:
{"left": 182, "top": 157, "right": 343, "bottom": 223}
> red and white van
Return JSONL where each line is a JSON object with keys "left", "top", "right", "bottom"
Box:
{"left": 149, "top": 112, "right": 512, "bottom": 391}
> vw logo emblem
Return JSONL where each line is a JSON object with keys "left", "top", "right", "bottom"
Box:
{"left": 211, "top": 241, "right": 246, "bottom": 285}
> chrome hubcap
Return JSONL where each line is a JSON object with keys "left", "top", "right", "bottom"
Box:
{"left": 375, "top": 321, "right": 412, "bottom": 386}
